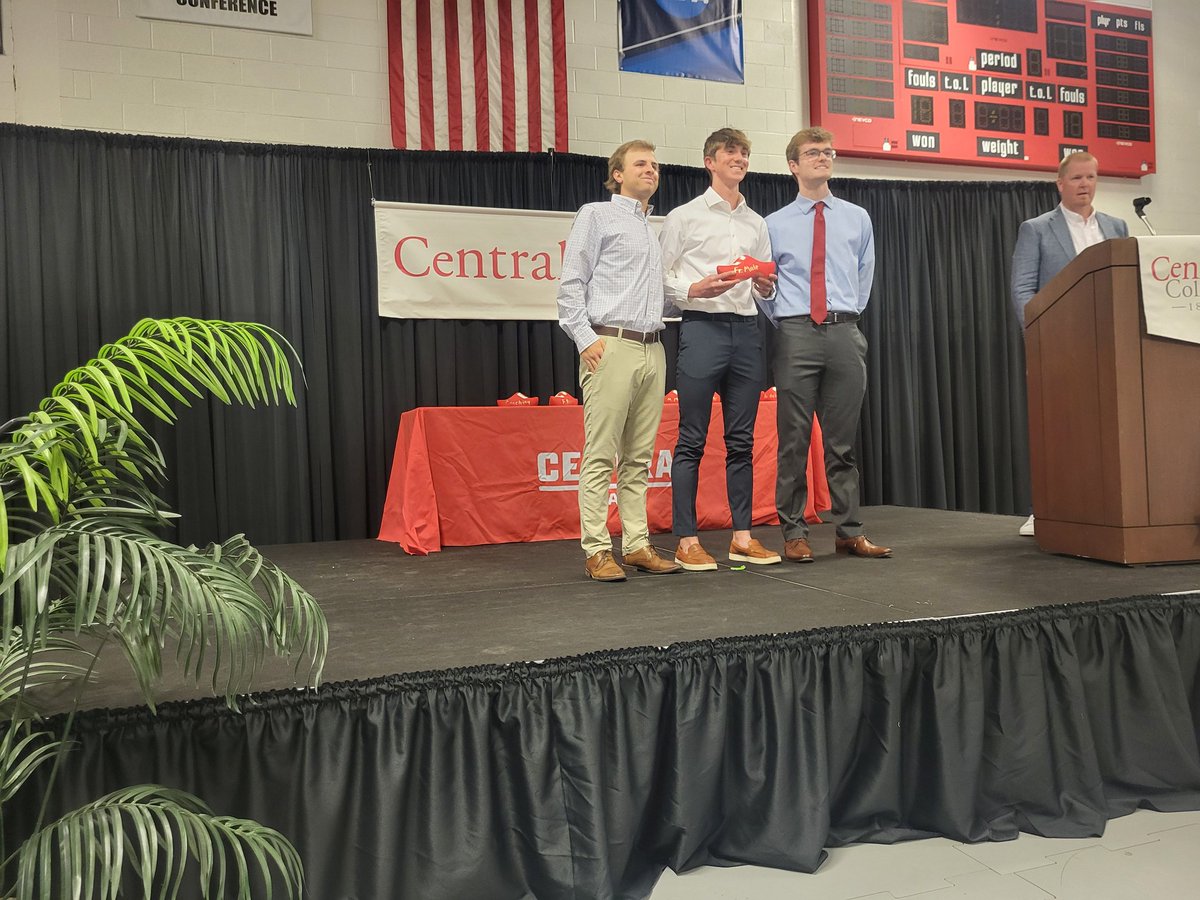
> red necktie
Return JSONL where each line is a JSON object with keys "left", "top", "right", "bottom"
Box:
{"left": 810, "top": 200, "right": 827, "bottom": 324}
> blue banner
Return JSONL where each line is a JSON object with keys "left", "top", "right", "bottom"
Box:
{"left": 619, "top": 0, "right": 744, "bottom": 83}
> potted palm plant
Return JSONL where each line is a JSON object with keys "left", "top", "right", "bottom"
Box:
{"left": 1, "top": 317, "right": 328, "bottom": 898}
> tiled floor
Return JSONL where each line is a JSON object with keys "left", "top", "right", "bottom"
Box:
{"left": 649, "top": 809, "right": 1200, "bottom": 899}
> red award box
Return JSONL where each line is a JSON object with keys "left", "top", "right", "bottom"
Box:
{"left": 498, "top": 392, "right": 539, "bottom": 407}
{"left": 716, "top": 255, "right": 777, "bottom": 282}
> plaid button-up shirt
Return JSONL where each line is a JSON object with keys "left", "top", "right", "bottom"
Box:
{"left": 557, "top": 194, "right": 667, "bottom": 352}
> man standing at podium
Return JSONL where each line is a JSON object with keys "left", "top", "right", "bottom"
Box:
{"left": 1011, "top": 150, "right": 1129, "bottom": 536}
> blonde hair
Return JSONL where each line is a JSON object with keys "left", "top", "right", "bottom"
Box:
{"left": 605, "top": 140, "right": 657, "bottom": 193}
{"left": 1058, "top": 151, "right": 1097, "bottom": 177}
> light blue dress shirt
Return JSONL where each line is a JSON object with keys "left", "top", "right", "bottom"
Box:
{"left": 765, "top": 192, "right": 875, "bottom": 322}
{"left": 557, "top": 194, "right": 666, "bottom": 352}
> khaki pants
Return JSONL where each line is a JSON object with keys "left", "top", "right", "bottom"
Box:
{"left": 578, "top": 337, "right": 666, "bottom": 556}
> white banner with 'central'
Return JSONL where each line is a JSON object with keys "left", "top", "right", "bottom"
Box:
{"left": 374, "top": 200, "right": 665, "bottom": 321}
{"left": 1137, "top": 235, "right": 1200, "bottom": 346}
{"left": 374, "top": 201, "right": 577, "bottom": 320}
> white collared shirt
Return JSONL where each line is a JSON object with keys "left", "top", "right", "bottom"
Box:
{"left": 659, "top": 187, "right": 772, "bottom": 316}
{"left": 1061, "top": 203, "right": 1105, "bottom": 255}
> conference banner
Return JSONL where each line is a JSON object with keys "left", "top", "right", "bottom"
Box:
{"left": 137, "top": 0, "right": 313, "bottom": 35}
{"left": 1137, "top": 236, "right": 1200, "bottom": 346}
{"left": 619, "top": 0, "right": 744, "bottom": 83}
{"left": 374, "top": 200, "right": 662, "bottom": 321}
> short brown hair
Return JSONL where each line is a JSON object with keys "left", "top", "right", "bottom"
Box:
{"left": 605, "top": 140, "right": 657, "bottom": 193}
{"left": 1058, "top": 151, "right": 1097, "bottom": 177}
{"left": 786, "top": 127, "right": 835, "bottom": 162}
{"left": 703, "top": 127, "right": 751, "bottom": 161}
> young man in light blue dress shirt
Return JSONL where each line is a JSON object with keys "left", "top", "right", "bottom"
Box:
{"left": 557, "top": 140, "right": 682, "bottom": 582}
{"left": 765, "top": 127, "right": 892, "bottom": 563}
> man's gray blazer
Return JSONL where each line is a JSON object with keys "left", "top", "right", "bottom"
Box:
{"left": 1010, "top": 206, "right": 1129, "bottom": 324}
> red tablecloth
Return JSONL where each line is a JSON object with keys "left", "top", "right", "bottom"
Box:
{"left": 378, "top": 400, "right": 829, "bottom": 554}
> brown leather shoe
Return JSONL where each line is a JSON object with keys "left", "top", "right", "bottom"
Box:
{"left": 729, "top": 538, "right": 782, "bottom": 565}
{"left": 585, "top": 550, "right": 627, "bottom": 581}
{"left": 675, "top": 542, "right": 717, "bottom": 572}
{"left": 784, "top": 538, "right": 814, "bottom": 563}
{"left": 835, "top": 535, "right": 892, "bottom": 558}
{"left": 623, "top": 546, "right": 682, "bottom": 574}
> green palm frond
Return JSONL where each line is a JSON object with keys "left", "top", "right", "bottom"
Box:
{"left": 11, "top": 786, "right": 304, "bottom": 900}
{"left": 1, "top": 319, "right": 321, "bottom": 899}
{"left": 0, "top": 315, "right": 325, "bottom": 695}
{"left": 0, "top": 724, "right": 61, "bottom": 806}
{"left": 0, "top": 633, "right": 89, "bottom": 807}
{"left": 0, "top": 634, "right": 89, "bottom": 711}
{"left": 197, "top": 536, "right": 327, "bottom": 686}
{"left": 1, "top": 418, "right": 166, "bottom": 540}
{"left": 1, "top": 521, "right": 325, "bottom": 707}
{"left": 0, "top": 318, "right": 301, "bottom": 563}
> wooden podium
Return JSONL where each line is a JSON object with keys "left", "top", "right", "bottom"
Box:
{"left": 1023, "top": 237, "right": 1200, "bottom": 564}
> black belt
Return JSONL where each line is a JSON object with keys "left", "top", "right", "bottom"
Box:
{"left": 784, "top": 312, "right": 861, "bottom": 325}
{"left": 594, "top": 325, "right": 661, "bottom": 344}
{"left": 681, "top": 311, "right": 758, "bottom": 323}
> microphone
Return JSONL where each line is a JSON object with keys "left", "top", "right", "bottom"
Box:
{"left": 1133, "top": 196, "right": 1157, "bottom": 235}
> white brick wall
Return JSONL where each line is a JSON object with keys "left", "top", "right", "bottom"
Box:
{"left": 566, "top": 0, "right": 799, "bottom": 171}
{"left": 0, "top": 0, "right": 802, "bottom": 168}
{"left": 0, "top": 18, "right": 15, "bottom": 121}
{"left": 2, "top": 0, "right": 389, "bottom": 145}
{"left": 0, "top": 0, "right": 1195, "bottom": 235}
{"left": 151, "top": 21, "right": 215, "bottom": 55}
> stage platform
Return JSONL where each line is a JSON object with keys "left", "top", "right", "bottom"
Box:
{"left": 68, "top": 505, "right": 1200, "bottom": 713}
{"left": 15, "top": 506, "right": 1200, "bottom": 900}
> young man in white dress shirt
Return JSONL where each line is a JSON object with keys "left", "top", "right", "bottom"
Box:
{"left": 659, "top": 128, "right": 782, "bottom": 571}
{"left": 557, "top": 140, "right": 682, "bottom": 582}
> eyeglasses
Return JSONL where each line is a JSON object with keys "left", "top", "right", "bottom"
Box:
{"left": 799, "top": 148, "right": 837, "bottom": 160}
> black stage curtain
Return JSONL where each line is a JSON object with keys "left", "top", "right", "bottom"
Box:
{"left": 7, "top": 594, "right": 1200, "bottom": 899}
{"left": 1, "top": 124, "right": 1059, "bottom": 546}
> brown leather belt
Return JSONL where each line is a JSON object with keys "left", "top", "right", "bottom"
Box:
{"left": 594, "top": 325, "right": 661, "bottom": 344}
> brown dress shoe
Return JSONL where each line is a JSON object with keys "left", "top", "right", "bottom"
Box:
{"left": 784, "top": 538, "right": 814, "bottom": 563}
{"left": 729, "top": 538, "right": 782, "bottom": 565}
{"left": 835, "top": 535, "right": 892, "bottom": 558}
{"left": 675, "top": 542, "right": 717, "bottom": 572}
{"left": 585, "top": 550, "right": 627, "bottom": 581}
{"left": 623, "top": 546, "right": 682, "bottom": 574}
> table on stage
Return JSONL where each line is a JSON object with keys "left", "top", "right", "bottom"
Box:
{"left": 378, "top": 399, "right": 829, "bottom": 555}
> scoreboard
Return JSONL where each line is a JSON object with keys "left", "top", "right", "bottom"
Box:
{"left": 807, "top": 0, "right": 1155, "bottom": 177}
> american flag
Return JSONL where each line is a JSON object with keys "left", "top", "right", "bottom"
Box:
{"left": 387, "top": 0, "right": 569, "bottom": 152}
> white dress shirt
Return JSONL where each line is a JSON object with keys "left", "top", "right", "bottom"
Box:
{"left": 1061, "top": 204, "right": 1105, "bottom": 254}
{"left": 659, "top": 187, "right": 772, "bottom": 316}
{"left": 557, "top": 194, "right": 667, "bottom": 352}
